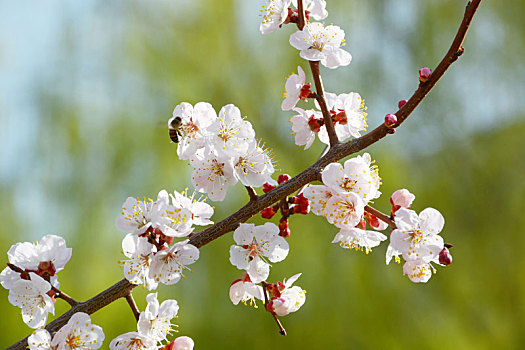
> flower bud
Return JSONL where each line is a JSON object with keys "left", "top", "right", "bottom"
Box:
{"left": 384, "top": 114, "right": 397, "bottom": 127}
{"left": 261, "top": 206, "right": 277, "bottom": 219}
{"left": 308, "top": 115, "right": 323, "bottom": 132}
{"left": 263, "top": 183, "right": 276, "bottom": 193}
{"left": 439, "top": 247, "right": 453, "bottom": 266}
{"left": 390, "top": 189, "right": 415, "bottom": 215}
{"left": 299, "top": 83, "right": 313, "bottom": 101}
{"left": 293, "top": 193, "right": 310, "bottom": 214}
{"left": 419, "top": 67, "right": 432, "bottom": 83}
{"left": 387, "top": 128, "right": 396, "bottom": 134}
{"left": 398, "top": 99, "right": 408, "bottom": 109}
{"left": 161, "top": 336, "right": 195, "bottom": 350}
{"left": 279, "top": 219, "right": 291, "bottom": 237}
{"left": 278, "top": 174, "right": 291, "bottom": 185}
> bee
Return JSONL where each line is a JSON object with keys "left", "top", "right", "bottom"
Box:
{"left": 168, "top": 116, "right": 183, "bottom": 143}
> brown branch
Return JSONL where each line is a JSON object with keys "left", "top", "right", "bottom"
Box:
{"left": 7, "top": 1, "right": 481, "bottom": 348}
{"left": 125, "top": 292, "right": 141, "bottom": 322}
{"left": 7, "top": 263, "right": 78, "bottom": 307}
{"left": 296, "top": 0, "right": 306, "bottom": 30}
{"left": 245, "top": 186, "right": 258, "bottom": 201}
{"left": 365, "top": 205, "right": 396, "bottom": 229}
{"left": 261, "top": 282, "right": 287, "bottom": 336}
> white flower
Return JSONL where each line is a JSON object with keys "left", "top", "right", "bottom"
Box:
{"left": 155, "top": 190, "right": 193, "bottom": 238}
{"left": 390, "top": 189, "right": 416, "bottom": 214}
{"left": 51, "top": 312, "right": 105, "bottom": 349}
{"left": 403, "top": 259, "right": 433, "bottom": 283}
{"left": 8, "top": 273, "right": 54, "bottom": 328}
{"left": 332, "top": 227, "right": 387, "bottom": 253}
{"left": 28, "top": 329, "right": 53, "bottom": 350}
{"left": 116, "top": 196, "right": 165, "bottom": 235}
{"left": 229, "top": 272, "right": 264, "bottom": 307}
{"left": 170, "top": 189, "right": 214, "bottom": 226}
{"left": 292, "top": 0, "right": 328, "bottom": 20}
{"left": 302, "top": 184, "right": 334, "bottom": 216}
{"left": 385, "top": 245, "right": 402, "bottom": 265}
{"left": 233, "top": 141, "right": 275, "bottom": 188}
{"left": 317, "top": 92, "right": 367, "bottom": 142}
{"left": 170, "top": 336, "right": 194, "bottom": 350}
{"left": 290, "top": 108, "right": 323, "bottom": 150}
{"left": 121, "top": 234, "right": 158, "bottom": 290}
{"left": 324, "top": 192, "right": 364, "bottom": 229}
{"left": 282, "top": 66, "right": 307, "bottom": 111}
{"left": 109, "top": 332, "right": 156, "bottom": 350}
{"left": 389, "top": 208, "right": 445, "bottom": 264}
{"left": 190, "top": 148, "right": 237, "bottom": 202}
{"left": 206, "top": 104, "right": 256, "bottom": 158}
{"left": 172, "top": 102, "right": 217, "bottom": 161}
{"left": 137, "top": 293, "right": 179, "bottom": 342}
{"left": 229, "top": 223, "right": 289, "bottom": 283}
{"left": 270, "top": 273, "right": 306, "bottom": 317}
{"left": 260, "top": 0, "right": 292, "bottom": 35}
{"left": 149, "top": 240, "right": 200, "bottom": 285}
{"left": 321, "top": 154, "right": 380, "bottom": 203}
{"left": 289, "top": 22, "right": 352, "bottom": 69}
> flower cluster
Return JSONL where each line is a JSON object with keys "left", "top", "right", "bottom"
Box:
{"left": 0, "top": 235, "right": 72, "bottom": 328}
{"left": 169, "top": 103, "right": 276, "bottom": 201}
{"left": 260, "top": 0, "right": 328, "bottom": 35}
{"left": 117, "top": 189, "right": 209, "bottom": 290}
{"left": 28, "top": 312, "right": 104, "bottom": 350}
{"left": 110, "top": 293, "right": 194, "bottom": 350}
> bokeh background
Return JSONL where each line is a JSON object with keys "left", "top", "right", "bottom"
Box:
{"left": 1, "top": 0, "right": 524, "bottom": 348}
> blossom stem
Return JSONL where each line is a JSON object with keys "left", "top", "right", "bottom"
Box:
{"left": 245, "top": 186, "right": 258, "bottom": 201}
{"left": 7, "top": 263, "right": 78, "bottom": 306}
{"left": 296, "top": 0, "right": 306, "bottom": 30}
{"left": 261, "top": 282, "right": 287, "bottom": 336}
{"left": 125, "top": 292, "right": 141, "bottom": 322}
{"left": 364, "top": 205, "right": 397, "bottom": 229}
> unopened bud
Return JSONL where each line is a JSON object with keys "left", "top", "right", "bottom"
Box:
{"left": 384, "top": 114, "right": 397, "bottom": 127}
{"left": 419, "top": 67, "right": 432, "bottom": 83}
{"left": 261, "top": 206, "right": 277, "bottom": 219}
{"left": 279, "top": 219, "right": 290, "bottom": 237}
{"left": 387, "top": 128, "right": 396, "bottom": 134}
{"left": 390, "top": 189, "right": 415, "bottom": 214}
{"left": 439, "top": 247, "right": 453, "bottom": 266}
{"left": 398, "top": 99, "right": 408, "bottom": 109}
{"left": 263, "top": 183, "right": 276, "bottom": 193}
{"left": 293, "top": 193, "right": 310, "bottom": 214}
{"left": 278, "top": 174, "right": 291, "bottom": 185}
{"left": 162, "top": 336, "right": 194, "bottom": 350}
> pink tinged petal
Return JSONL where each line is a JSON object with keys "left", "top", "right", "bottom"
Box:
{"left": 391, "top": 189, "right": 415, "bottom": 208}
{"left": 394, "top": 208, "right": 419, "bottom": 231}
{"left": 171, "top": 336, "right": 195, "bottom": 350}
{"left": 172, "top": 102, "right": 194, "bottom": 119}
{"left": 321, "top": 48, "right": 352, "bottom": 69}
{"left": 229, "top": 281, "right": 245, "bottom": 305}
{"left": 419, "top": 207, "right": 445, "bottom": 235}
{"left": 321, "top": 162, "right": 345, "bottom": 191}
{"left": 229, "top": 246, "right": 250, "bottom": 270}
{"left": 247, "top": 256, "right": 270, "bottom": 283}
{"left": 193, "top": 102, "right": 217, "bottom": 128}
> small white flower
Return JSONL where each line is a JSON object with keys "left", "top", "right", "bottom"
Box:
{"left": 116, "top": 196, "right": 164, "bottom": 235}
{"left": 229, "top": 272, "right": 264, "bottom": 307}
{"left": 229, "top": 223, "right": 289, "bottom": 283}
{"left": 389, "top": 208, "right": 445, "bottom": 263}
{"left": 109, "top": 332, "right": 156, "bottom": 350}
{"left": 172, "top": 102, "right": 217, "bottom": 161}
{"left": 403, "top": 259, "right": 433, "bottom": 283}
{"left": 290, "top": 108, "right": 323, "bottom": 150}
{"left": 292, "top": 0, "right": 328, "bottom": 20}
{"left": 121, "top": 234, "right": 158, "bottom": 290}
{"left": 282, "top": 66, "right": 307, "bottom": 111}
{"left": 170, "top": 189, "right": 214, "bottom": 226}
{"left": 8, "top": 273, "right": 54, "bottom": 328}
{"left": 324, "top": 192, "right": 364, "bottom": 229}
{"left": 260, "top": 0, "right": 292, "bottom": 35}
{"left": 51, "top": 312, "right": 105, "bottom": 349}
{"left": 155, "top": 190, "right": 193, "bottom": 238}
{"left": 28, "top": 329, "right": 53, "bottom": 350}
{"left": 332, "top": 227, "right": 387, "bottom": 253}
{"left": 233, "top": 141, "right": 275, "bottom": 188}
{"left": 289, "top": 22, "right": 351, "bottom": 69}
{"left": 302, "top": 184, "right": 334, "bottom": 216}
{"left": 206, "top": 104, "right": 256, "bottom": 158}
{"left": 270, "top": 273, "right": 306, "bottom": 317}
{"left": 390, "top": 189, "right": 416, "bottom": 213}
{"left": 190, "top": 148, "right": 237, "bottom": 202}
{"left": 149, "top": 240, "right": 199, "bottom": 285}
{"left": 137, "top": 293, "right": 179, "bottom": 342}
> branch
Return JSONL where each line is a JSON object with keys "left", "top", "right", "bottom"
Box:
{"left": 7, "top": 1, "right": 481, "bottom": 348}
{"left": 125, "top": 292, "right": 141, "bottom": 322}
{"left": 365, "top": 205, "right": 396, "bottom": 229}
{"left": 245, "top": 186, "right": 258, "bottom": 201}
{"left": 261, "top": 282, "right": 287, "bottom": 336}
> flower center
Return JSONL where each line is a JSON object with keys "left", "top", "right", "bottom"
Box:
{"left": 66, "top": 334, "right": 83, "bottom": 348}
{"left": 341, "top": 178, "right": 357, "bottom": 191}
{"left": 409, "top": 229, "right": 424, "bottom": 243}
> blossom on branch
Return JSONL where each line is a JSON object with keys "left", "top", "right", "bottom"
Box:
{"left": 260, "top": 0, "right": 292, "bottom": 35}
{"left": 121, "top": 234, "right": 158, "bottom": 290}
{"left": 149, "top": 239, "right": 200, "bottom": 285}
{"left": 266, "top": 273, "right": 306, "bottom": 317}
{"left": 170, "top": 189, "right": 214, "bottom": 226}
{"left": 109, "top": 332, "right": 156, "bottom": 350}
{"left": 138, "top": 293, "right": 179, "bottom": 342}
{"left": 332, "top": 227, "right": 387, "bottom": 254}
{"left": 229, "top": 272, "right": 264, "bottom": 307}
{"left": 291, "top": 0, "right": 328, "bottom": 20}
{"left": 289, "top": 22, "right": 352, "bottom": 69}
{"left": 190, "top": 148, "right": 237, "bottom": 202}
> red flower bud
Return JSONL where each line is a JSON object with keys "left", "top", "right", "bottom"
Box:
{"left": 279, "top": 219, "right": 290, "bottom": 237}
{"left": 308, "top": 115, "right": 323, "bottom": 132}
{"left": 263, "top": 183, "right": 276, "bottom": 193}
{"left": 278, "top": 174, "right": 291, "bottom": 185}
{"left": 439, "top": 247, "right": 453, "bottom": 266}
{"left": 419, "top": 67, "right": 432, "bottom": 83}
{"left": 292, "top": 193, "right": 310, "bottom": 215}
{"left": 261, "top": 206, "right": 277, "bottom": 219}
{"left": 398, "top": 99, "right": 408, "bottom": 109}
{"left": 384, "top": 114, "right": 397, "bottom": 127}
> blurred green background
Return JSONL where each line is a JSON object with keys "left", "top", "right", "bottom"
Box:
{"left": 1, "top": 0, "right": 524, "bottom": 349}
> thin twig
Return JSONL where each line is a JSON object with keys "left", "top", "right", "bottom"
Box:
{"left": 7, "top": 263, "right": 78, "bottom": 306}
{"left": 6, "top": 1, "right": 481, "bottom": 348}
{"left": 365, "top": 205, "right": 396, "bottom": 229}
{"left": 261, "top": 282, "right": 287, "bottom": 336}
{"left": 245, "top": 186, "right": 258, "bottom": 201}
{"left": 125, "top": 292, "right": 141, "bottom": 322}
